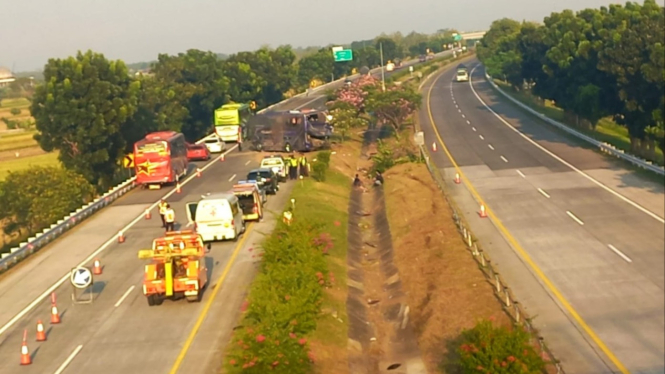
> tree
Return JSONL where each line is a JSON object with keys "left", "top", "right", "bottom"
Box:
{"left": 31, "top": 50, "right": 141, "bottom": 188}
{"left": 0, "top": 167, "right": 95, "bottom": 236}
{"left": 365, "top": 86, "right": 421, "bottom": 137}
{"left": 329, "top": 107, "right": 367, "bottom": 141}
{"left": 375, "top": 37, "right": 401, "bottom": 62}
{"left": 296, "top": 49, "right": 334, "bottom": 87}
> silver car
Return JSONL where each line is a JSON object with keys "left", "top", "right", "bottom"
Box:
{"left": 204, "top": 137, "right": 226, "bottom": 153}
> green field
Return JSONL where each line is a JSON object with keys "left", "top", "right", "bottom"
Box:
{"left": 0, "top": 98, "right": 31, "bottom": 109}
{"left": 0, "top": 130, "right": 39, "bottom": 152}
{"left": 0, "top": 152, "right": 60, "bottom": 181}
{"left": 494, "top": 80, "right": 664, "bottom": 166}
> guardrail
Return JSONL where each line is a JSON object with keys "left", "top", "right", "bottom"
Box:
{"left": 0, "top": 59, "right": 427, "bottom": 273}
{"left": 415, "top": 62, "right": 563, "bottom": 373}
{"left": 486, "top": 72, "right": 665, "bottom": 176}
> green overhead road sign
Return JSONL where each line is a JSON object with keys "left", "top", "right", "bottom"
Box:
{"left": 453, "top": 34, "right": 462, "bottom": 41}
{"left": 333, "top": 49, "right": 353, "bottom": 62}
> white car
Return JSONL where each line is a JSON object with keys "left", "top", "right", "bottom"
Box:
{"left": 204, "top": 137, "right": 226, "bottom": 153}
{"left": 456, "top": 71, "right": 469, "bottom": 82}
{"left": 260, "top": 155, "right": 287, "bottom": 182}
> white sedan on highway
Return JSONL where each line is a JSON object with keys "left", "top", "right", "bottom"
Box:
{"left": 204, "top": 136, "right": 226, "bottom": 153}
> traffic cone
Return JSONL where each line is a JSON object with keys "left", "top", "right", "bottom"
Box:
{"left": 93, "top": 259, "right": 102, "bottom": 275}
{"left": 479, "top": 204, "right": 487, "bottom": 218}
{"left": 118, "top": 230, "right": 125, "bottom": 243}
{"left": 36, "top": 320, "right": 46, "bottom": 342}
{"left": 432, "top": 142, "right": 437, "bottom": 152}
{"left": 144, "top": 209, "right": 151, "bottom": 220}
{"left": 176, "top": 182, "right": 182, "bottom": 193}
{"left": 454, "top": 173, "right": 461, "bottom": 184}
{"left": 50, "top": 299, "right": 60, "bottom": 324}
{"left": 20, "top": 331, "right": 31, "bottom": 365}
{"left": 196, "top": 168, "right": 202, "bottom": 177}
{"left": 220, "top": 153, "right": 225, "bottom": 162}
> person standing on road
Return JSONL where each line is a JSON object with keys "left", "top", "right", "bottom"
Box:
{"left": 164, "top": 204, "right": 176, "bottom": 232}
{"left": 158, "top": 200, "right": 168, "bottom": 228}
{"left": 289, "top": 155, "right": 298, "bottom": 180}
{"left": 299, "top": 153, "right": 309, "bottom": 177}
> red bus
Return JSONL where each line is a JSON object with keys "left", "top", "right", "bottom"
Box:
{"left": 134, "top": 131, "right": 188, "bottom": 186}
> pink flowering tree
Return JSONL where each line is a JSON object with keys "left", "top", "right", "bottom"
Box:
{"left": 332, "top": 74, "right": 380, "bottom": 112}
{"left": 365, "top": 85, "right": 422, "bottom": 138}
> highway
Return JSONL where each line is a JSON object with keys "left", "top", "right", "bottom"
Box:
{"left": 0, "top": 55, "right": 441, "bottom": 374}
{"left": 419, "top": 58, "right": 664, "bottom": 374}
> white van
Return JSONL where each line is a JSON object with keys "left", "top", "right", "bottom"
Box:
{"left": 186, "top": 193, "right": 245, "bottom": 242}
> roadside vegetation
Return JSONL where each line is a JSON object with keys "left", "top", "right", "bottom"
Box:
{"left": 0, "top": 28, "right": 464, "bottom": 257}
{"left": 477, "top": 0, "right": 664, "bottom": 166}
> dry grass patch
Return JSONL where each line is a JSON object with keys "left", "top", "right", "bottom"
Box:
{"left": 383, "top": 163, "right": 510, "bottom": 373}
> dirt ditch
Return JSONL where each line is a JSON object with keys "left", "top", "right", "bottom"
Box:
{"left": 346, "top": 127, "right": 426, "bottom": 374}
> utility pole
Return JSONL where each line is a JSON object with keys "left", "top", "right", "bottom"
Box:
{"left": 379, "top": 42, "right": 386, "bottom": 92}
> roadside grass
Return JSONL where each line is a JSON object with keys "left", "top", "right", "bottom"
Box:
{"left": 290, "top": 169, "right": 351, "bottom": 374}
{"left": 0, "top": 98, "right": 31, "bottom": 109}
{"left": 0, "top": 152, "right": 60, "bottom": 181}
{"left": 493, "top": 80, "right": 664, "bottom": 166}
{"left": 0, "top": 130, "right": 39, "bottom": 152}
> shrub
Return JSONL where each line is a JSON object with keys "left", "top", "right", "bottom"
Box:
{"left": 315, "top": 150, "right": 331, "bottom": 166}
{"left": 457, "top": 319, "right": 546, "bottom": 374}
{"left": 311, "top": 161, "right": 328, "bottom": 182}
{"left": 225, "top": 327, "right": 311, "bottom": 374}
{"left": 10, "top": 107, "right": 21, "bottom": 116}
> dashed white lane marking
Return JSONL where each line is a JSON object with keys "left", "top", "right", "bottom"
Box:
{"left": 500, "top": 155, "right": 508, "bottom": 163}
{"left": 488, "top": 144, "right": 495, "bottom": 150}
{"left": 566, "top": 211, "right": 584, "bottom": 225}
{"left": 537, "top": 188, "right": 551, "bottom": 199}
{"left": 245, "top": 160, "right": 251, "bottom": 165}
{"left": 516, "top": 169, "right": 525, "bottom": 178}
{"left": 461, "top": 114, "right": 466, "bottom": 118}
{"left": 114, "top": 285, "right": 135, "bottom": 307}
{"left": 458, "top": 108, "right": 462, "bottom": 113}
{"left": 608, "top": 244, "right": 632, "bottom": 263}
{"left": 479, "top": 135, "right": 484, "bottom": 140}
{"left": 229, "top": 174, "right": 236, "bottom": 182}
{"left": 472, "top": 127, "right": 477, "bottom": 132}
{"left": 466, "top": 120, "right": 471, "bottom": 125}
{"left": 53, "top": 344, "right": 84, "bottom": 374}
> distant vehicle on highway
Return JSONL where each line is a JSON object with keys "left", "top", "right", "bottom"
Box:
{"left": 134, "top": 131, "right": 188, "bottom": 187}
{"left": 246, "top": 168, "right": 279, "bottom": 195}
{"left": 203, "top": 136, "right": 226, "bottom": 153}
{"left": 213, "top": 102, "right": 255, "bottom": 145}
{"left": 455, "top": 64, "right": 469, "bottom": 82}
{"left": 186, "top": 142, "right": 211, "bottom": 161}
{"left": 418, "top": 55, "right": 426, "bottom": 62}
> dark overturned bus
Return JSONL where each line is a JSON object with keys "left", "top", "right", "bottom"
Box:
{"left": 246, "top": 109, "right": 333, "bottom": 153}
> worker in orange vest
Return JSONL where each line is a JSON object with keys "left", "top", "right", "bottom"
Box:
{"left": 164, "top": 204, "right": 176, "bottom": 232}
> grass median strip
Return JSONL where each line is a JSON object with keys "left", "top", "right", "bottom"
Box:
{"left": 223, "top": 150, "right": 352, "bottom": 374}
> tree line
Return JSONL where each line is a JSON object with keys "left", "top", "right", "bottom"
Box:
{"left": 476, "top": 0, "right": 664, "bottom": 159}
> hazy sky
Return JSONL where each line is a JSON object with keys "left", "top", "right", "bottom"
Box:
{"left": 2, "top": 0, "right": 663, "bottom": 71}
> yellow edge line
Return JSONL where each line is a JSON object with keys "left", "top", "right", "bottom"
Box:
{"left": 168, "top": 223, "right": 254, "bottom": 374}
{"left": 424, "top": 65, "right": 630, "bottom": 374}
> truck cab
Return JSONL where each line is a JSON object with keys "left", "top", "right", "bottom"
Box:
{"left": 138, "top": 230, "right": 210, "bottom": 306}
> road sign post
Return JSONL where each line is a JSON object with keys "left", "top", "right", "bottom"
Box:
{"left": 70, "top": 266, "right": 94, "bottom": 304}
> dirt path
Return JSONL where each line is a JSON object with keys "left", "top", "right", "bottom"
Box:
{"left": 346, "top": 126, "right": 426, "bottom": 374}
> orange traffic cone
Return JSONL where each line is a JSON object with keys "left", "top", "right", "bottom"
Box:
{"left": 220, "top": 153, "right": 225, "bottom": 162}
{"left": 454, "top": 173, "right": 461, "bottom": 184}
{"left": 479, "top": 204, "right": 487, "bottom": 218}
{"left": 20, "top": 330, "right": 31, "bottom": 365}
{"left": 50, "top": 305, "right": 61, "bottom": 324}
{"left": 176, "top": 182, "right": 182, "bottom": 193}
{"left": 36, "top": 320, "right": 46, "bottom": 342}
{"left": 93, "top": 259, "right": 102, "bottom": 275}
{"left": 118, "top": 230, "right": 125, "bottom": 243}
{"left": 432, "top": 142, "right": 437, "bottom": 152}
{"left": 144, "top": 209, "right": 151, "bottom": 220}
{"left": 196, "top": 168, "right": 202, "bottom": 177}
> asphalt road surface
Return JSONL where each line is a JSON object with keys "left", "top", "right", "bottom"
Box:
{"left": 0, "top": 54, "right": 442, "bottom": 374}
{"left": 419, "top": 58, "right": 664, "bottom": 374}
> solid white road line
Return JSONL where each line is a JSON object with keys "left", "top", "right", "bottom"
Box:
{"left": 229, "top": 174, "right": 236, "bottom": 182}
{"left": 538, "top": 188, "right": 551, "bottom": 199}
{"left": 608, "top": 244, "right": 632, "bottom": 263}
{"left": 294, "top": 95, "right": 324, "bottom": 110}
{"left": 114, "top": 285, "right": 135, "bottom": 308}
{"left": 469, "top": 66, "right": 664, "bottom": 224}
{"left": 53, "top": 344, "right": 84, "bottom": 374}
{"left": 488, "top": 144, "right": 495, "bottom": 150}
{"left": 516, "top": 170, "right": 526, "bottom": 178}
{"left": 479, "top": 135, "right": 484, "bottom": 140}
{"left": 0, "top": 144, "right": 239, "bottom": 337}
{"left": 566, "top": 211, "right": 584, "bottom": 225}
{"left": 500, "top": 156, "right": 508, "bottom": 163}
